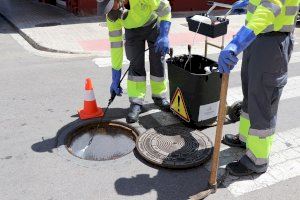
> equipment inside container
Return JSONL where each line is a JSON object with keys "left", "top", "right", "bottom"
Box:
{"left": 168, "top": 55, "right": 218, "bottom": 74}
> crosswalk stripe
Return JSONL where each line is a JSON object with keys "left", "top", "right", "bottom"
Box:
{"left": 211, "top": 127, "right": 300, "bottom": 197}
{"left": 94, "top": 51, "right": 300, "bottom": 79}
{"left": 227, "top": 75, "right": 300, "bottom": 105}
{"left": 231, "top": 51, "right": 300, "bottom": 73}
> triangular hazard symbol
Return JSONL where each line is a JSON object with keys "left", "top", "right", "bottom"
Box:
{"left": 170, "top": 88, "right": 190, "bottom": 122}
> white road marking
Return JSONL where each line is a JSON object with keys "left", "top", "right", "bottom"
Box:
{"left": 115, "top": 50, "right": 300, "bottom": 91}
{"left": 92, "top": 57, "right": 118, "bottom": 68}
{"left": 227, "top": 75, "right": 300, "bottom": 105}
{"left": 231, "top": 51, "right": 300, "bottom": 73}
{"left": 210, "top": 127, "right": 300, "bottom": 197}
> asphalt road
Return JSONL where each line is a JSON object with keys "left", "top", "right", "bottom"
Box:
{"left": 1, "top": 16, "right": 300, "bottom": 200}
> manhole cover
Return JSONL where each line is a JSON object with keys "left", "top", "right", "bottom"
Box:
{"left": 35, "top": 22, "right": 61, "bottom": 27}
{"left": 136, "top": 125, "right": 213, "bottom": 169}
{"left": 66, "top": 122, "right": 138, "bottom": 161}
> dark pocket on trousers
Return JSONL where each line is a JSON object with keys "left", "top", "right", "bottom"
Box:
{"left": 263, "top": 72, "right": 287, "bottom": 123}
{"left": 263, "top": 72, "right": 287, "bottom": 88}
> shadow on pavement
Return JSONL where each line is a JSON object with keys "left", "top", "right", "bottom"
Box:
{"left": 115, "top": 169, "right": 210, "bottom": 200}
{"left": 116, "top": 145, "right": 260, "bottom": 200}
{"left": 0, "top": 15, "right": 17, "bottom": 34}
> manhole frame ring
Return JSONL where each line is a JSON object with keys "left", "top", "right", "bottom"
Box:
{"left": 56, "top": 119, "right": 144, "bottom": 168}
{"left": 65, "top": 121, "right": 139, "bottom": 161}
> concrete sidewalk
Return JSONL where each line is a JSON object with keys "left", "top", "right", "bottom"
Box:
{"left": 0, "top": 0, "right": 245, "bottom": 58}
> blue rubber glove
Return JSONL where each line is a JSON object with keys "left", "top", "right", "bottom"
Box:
{"left": 110, "top": 69, "right": 123, "bottom": 96}
{"left": 155, "top": 21, "right": 171, "bottom": 56}
{"left": 232, "top": 0, "right": 249, "bottom": 11}
{"left": 218, "top": 26, "right": 256, "bottom": 74}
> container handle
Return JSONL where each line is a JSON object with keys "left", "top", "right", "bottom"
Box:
{"left": 206, "top": 1, "right": 233, "bottom": 19}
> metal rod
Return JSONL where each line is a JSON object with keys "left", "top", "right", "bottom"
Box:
{"left": 206, "top": 42, "right": 223, "bottom": 49}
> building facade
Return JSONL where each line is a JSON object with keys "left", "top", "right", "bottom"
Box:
{"left": 40, "top": 0, "right": 235, "bottom": 16}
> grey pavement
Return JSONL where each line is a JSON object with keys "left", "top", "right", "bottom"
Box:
{"left": 1, "top": 5, "right": 300, "bottom": 200}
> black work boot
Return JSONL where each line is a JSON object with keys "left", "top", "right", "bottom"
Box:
{"left": 226, "top": 160, "right": 266, "bottom": 177}
{"left": 126, "top": 104, "right": 142, "bottom": 123}
{"left": 222, "top": 134, "right": 246, "bottom": 149}
{"left": 153, "top": 97, "right": 170, "bottom": 111}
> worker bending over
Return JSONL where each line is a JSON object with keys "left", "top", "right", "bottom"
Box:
{"left": 219, "top": 0, "right": 299, "bottom": 176}
{"left": 98, "top": 0, "right": 172, "bottom": 123}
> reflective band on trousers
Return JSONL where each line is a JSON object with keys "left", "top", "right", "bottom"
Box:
{"left": 152, "top": 93, "right": 167, "bottom": 98}
{"left": 239, "top": 134, "right": 247, "bottom": 143}
{"left": 128, "top": 75, "right": 146, "bottom": 82}
{"left": 241, "top": 111, "right": 249, "bottom": 120}
{"left": 150, "top": 75, "right": 165, "bottom": 82}
{"left": 84, "top": 90, "right": 96, "bottom": 101}
{"left": 246, "top": 149, "right": 269, "bottom": 165}
{"left": 249, "top": 128, "right": 275, "bottom": 138}
{"left": 111, "top": 41, "right": 123, "bottom": 48}
{"left": 109, "top": 29, "right": 122, "bottom": 37}
{"left": 129, "top": 97, "right": 144, "bottom": 105}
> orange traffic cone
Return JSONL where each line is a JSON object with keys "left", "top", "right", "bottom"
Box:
{"left": 78, "top": 78, "right": 104, "bottom": 120}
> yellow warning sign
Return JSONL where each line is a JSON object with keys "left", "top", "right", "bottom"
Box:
{"left": 170, "top": 88, "right": 190, "bottom": 122}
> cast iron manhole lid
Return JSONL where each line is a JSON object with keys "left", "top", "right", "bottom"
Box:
{"left": 66, "top": 122, "right": 138, "bottom": 161}
{"left": 136, "top": 125, "right": 213, "bottom": 169}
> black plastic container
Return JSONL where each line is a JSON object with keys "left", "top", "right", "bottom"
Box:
{"left": 186, "top": 13, "right": 229, "bottom": 38}
{"left": 167, "top": 54, "right": 222, "bottom": 126}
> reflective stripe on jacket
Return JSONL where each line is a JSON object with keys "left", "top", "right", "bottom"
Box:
{"left": 106, "top": 0, "right": 172, "bottom": 70}
{"left": 246, "top": 0, "right": 300, "bottom": 35}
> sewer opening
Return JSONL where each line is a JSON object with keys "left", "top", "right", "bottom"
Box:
{"left": 66, "top": 122, "right": 138, "bottom": 161}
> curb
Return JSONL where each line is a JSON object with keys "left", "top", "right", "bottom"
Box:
{"left": 0, "top": 12, "right": 91, "bottom": 55}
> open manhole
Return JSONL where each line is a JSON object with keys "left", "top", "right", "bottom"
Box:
{"left": 66, "top": 121, "right": 139, "bottom": 161}
{"left": 137, "top": 125, "right": 213, "bottom": 169}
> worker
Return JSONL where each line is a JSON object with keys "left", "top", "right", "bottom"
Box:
{"left": 97, "top": 0, "right": 172, "bottom": 123}
{"left": 219, "top": 0, "right": 299, "bottom": 176}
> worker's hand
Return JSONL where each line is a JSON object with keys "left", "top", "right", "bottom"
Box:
{"left": 218, "top": 26, "right": 256, "bottom": 74}
{"left": 155, "top": 21, "right": 171, "bottom": 56}
{"left": 155, "top": 36, "right": 169, "bottom": 56}
{"left": 110, "top": 69, "right": 123, "bottom": 96}
{"left": 218, "top": 46, "right": 239, "bottom": 74}
{"left": 231, "top": 0, "right": 249, "bottom": 11}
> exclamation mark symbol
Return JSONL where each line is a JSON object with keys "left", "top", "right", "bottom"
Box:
{"left": 177, "top": 96, "right": 180, "bottom": 112}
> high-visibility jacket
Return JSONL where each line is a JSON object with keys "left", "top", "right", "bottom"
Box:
{"left": 106, "top": 0, "right": 172, "bottom": 70}
{"left": 246, "top": 0, "right": 300, "bottom": 35}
